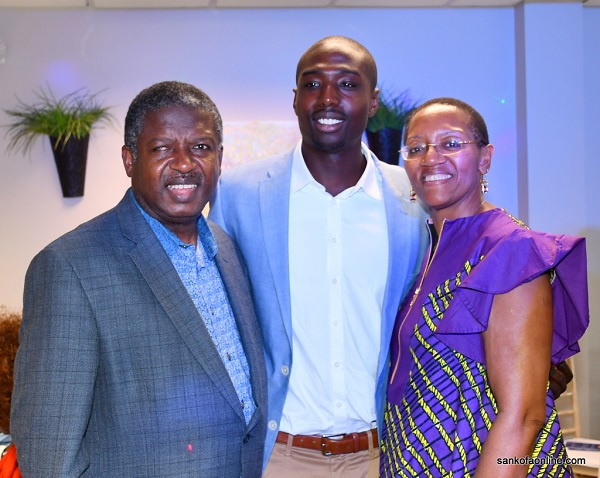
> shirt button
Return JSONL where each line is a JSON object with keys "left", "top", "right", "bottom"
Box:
{"left": 336, "top": 402, "right": 342, "bottom": 408}
{"left": 281, "top": 365, "right": 289, "bottom": 376}
{"left": 332, "top": 278, "right": 338, "bottom": 285}
{"left": 334, "top": 362, "right": 340, "bottom": 368}
{"left": 268, "top": 420, "right": 278, "bottom": 431}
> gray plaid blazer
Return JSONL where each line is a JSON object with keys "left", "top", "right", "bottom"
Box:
{"left": 11, "top": 191, "right": 267, "bottom": 477}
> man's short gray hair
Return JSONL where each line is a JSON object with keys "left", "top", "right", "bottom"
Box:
{"left": 124, "top": 81, "right": 223, "bottom": 159}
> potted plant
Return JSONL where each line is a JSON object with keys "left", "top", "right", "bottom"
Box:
{"left": 3, "top": 86, "right": 113, "bottom": 197}
{"left": 366, "top": 88, "right": 418, "bottom": 165}
{"left": 0, "top": 307, "right": 20, "bottom": 440}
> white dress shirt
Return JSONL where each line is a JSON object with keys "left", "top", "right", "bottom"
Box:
{"left": 281, "top": 141, "right": 389, "bottom": 435}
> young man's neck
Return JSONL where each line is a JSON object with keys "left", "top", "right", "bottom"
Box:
{"left": 302, "top": 146, "right": 367, "bottom": 197}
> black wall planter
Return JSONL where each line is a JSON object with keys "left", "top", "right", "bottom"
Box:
{"left": 366, "top": 127, "right": 402, "bottom": 165}
{"left": 50, "top": 135, "right": 89, "bottom": 198}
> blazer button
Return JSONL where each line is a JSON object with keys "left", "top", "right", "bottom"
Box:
{"left": 243, "top": 435, "right": 250, "bottom": 443}
{"left": 268, "top": 420, "right": 278, "bottom": 431}
{"left": 281, "top": 365, "right": 289, "bottom": 376}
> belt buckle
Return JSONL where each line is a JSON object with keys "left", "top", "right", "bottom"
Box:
{"left": 321, "top": 433, "right": 345, "bottom": 456}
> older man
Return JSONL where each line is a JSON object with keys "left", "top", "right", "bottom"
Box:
{"left": 11, "top": 81, "right": 266, "bottom": 477}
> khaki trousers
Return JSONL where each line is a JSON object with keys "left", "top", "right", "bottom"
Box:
{"left": 263, "top": 437, "right": 379, "bottom": 478}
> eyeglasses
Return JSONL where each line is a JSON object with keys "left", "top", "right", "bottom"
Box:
{"left": 399, "top": 139, "right": 482, "bottom": 161}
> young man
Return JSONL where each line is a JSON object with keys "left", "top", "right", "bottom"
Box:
{"left": 210, "top": 36, "right": 427, "bottom": 477}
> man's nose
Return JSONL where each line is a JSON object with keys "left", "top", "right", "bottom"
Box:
{"left": 319, "top": 83, "right": 340, "bottom": 106}
{"left": 170, "top": 149, "right": 196, "bottom": 172}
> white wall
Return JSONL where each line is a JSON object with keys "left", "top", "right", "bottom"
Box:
{"left": 583, "top": 6, "right": 600, "bottom": 439}
{"left": 0, "top": 6, "right": 517, "bottom": 309}
{"left": 0, "top": 5, "right": 597, "bottom": 436}
{"left": 515, "top": 2, "right": 597, "bottom": 438}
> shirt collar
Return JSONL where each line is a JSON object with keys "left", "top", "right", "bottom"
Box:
{"left": 130, "top": 190, "right": 217, "bottom": 261}
{"left": 290, "top": 140, "right": 382, "bottom": 200}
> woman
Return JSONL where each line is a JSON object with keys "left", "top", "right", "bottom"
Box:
{"left": 380, "top": 98, "right": 588, "bottom": 477}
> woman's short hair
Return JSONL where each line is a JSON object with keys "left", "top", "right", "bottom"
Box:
{"left": 404, "top": 97, "right": 490, "bottom": 146}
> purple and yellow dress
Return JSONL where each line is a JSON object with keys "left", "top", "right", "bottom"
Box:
{"left": 380, "top": 208, "right": 589, "bottom": 478}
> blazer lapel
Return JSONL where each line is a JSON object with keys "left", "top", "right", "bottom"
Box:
{"left": 377, "top": 163, "right": 428, "bottom": 380}
{"left": 258, "top": 155, "right": 294, "bottom": 342}
{"left": 210, "top": 225, "right": 267, "bottom": 429}
{"left": 116, "top": 193, "right": 243, "bottom": 421}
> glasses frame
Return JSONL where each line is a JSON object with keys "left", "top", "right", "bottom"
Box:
{"left": 399, "top": 140, "right": 482, "bottom": 162}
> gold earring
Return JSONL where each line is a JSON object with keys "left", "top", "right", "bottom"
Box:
{"left": 410, "top": 188, "right": 417, "bottom": 202}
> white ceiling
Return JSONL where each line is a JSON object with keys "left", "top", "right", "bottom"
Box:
{"left": 0, "top": 0, "right": 598, "bottom": 8}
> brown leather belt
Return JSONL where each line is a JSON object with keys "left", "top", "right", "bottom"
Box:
{"left": 276, "top": 429, "right": 378, "bottom": 456}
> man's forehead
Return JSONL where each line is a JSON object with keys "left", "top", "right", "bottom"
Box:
{"left": 143, "top": 105, "right": 211, "bottom": 123}
{"left": 298, "top": 50, "right": 367, "bottom": 77}
{"left": 306, "top": 40, "right": 362, "bottom": 60}
{"left": 300, "top": 64, "right": 361, "bottom": 77}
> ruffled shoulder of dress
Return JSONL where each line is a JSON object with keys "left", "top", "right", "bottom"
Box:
{"left": 436, "top": 209, "right": 589, "bottom": 364}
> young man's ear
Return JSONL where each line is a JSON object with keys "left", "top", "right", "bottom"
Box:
{"left": 368, "top": 88, "right": 380, "bottom": 118}
{"left": 292, "top": 88, "right": 299, "bottom": 117}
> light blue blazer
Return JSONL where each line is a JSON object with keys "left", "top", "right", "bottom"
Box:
{"left": 209, "top": 147, "right": 428, "bottom": 468}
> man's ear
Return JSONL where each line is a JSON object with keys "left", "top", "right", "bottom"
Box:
{"left": 368, "top": 88, "right": 380, "bottom": 118}
{"left": 292, "top": 88, "right": 299, "bottom": 116}
{"left": 122, "top": 146, "right": 135, "bottom": 178}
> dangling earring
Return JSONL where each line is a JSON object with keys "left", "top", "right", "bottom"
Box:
{"left": 481, "top": 174, "right": 489, "bottom": 194}
{"left": 410, "top": 188, "right": 417, "bottom": 202}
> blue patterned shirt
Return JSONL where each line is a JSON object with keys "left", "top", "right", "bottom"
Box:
{"left": 134, "top": 195, "right": 256, "bottom": 424}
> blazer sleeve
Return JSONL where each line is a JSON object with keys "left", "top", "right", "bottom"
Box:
{"left": 11, "top": 247, "right": 97, "bottom": 477}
